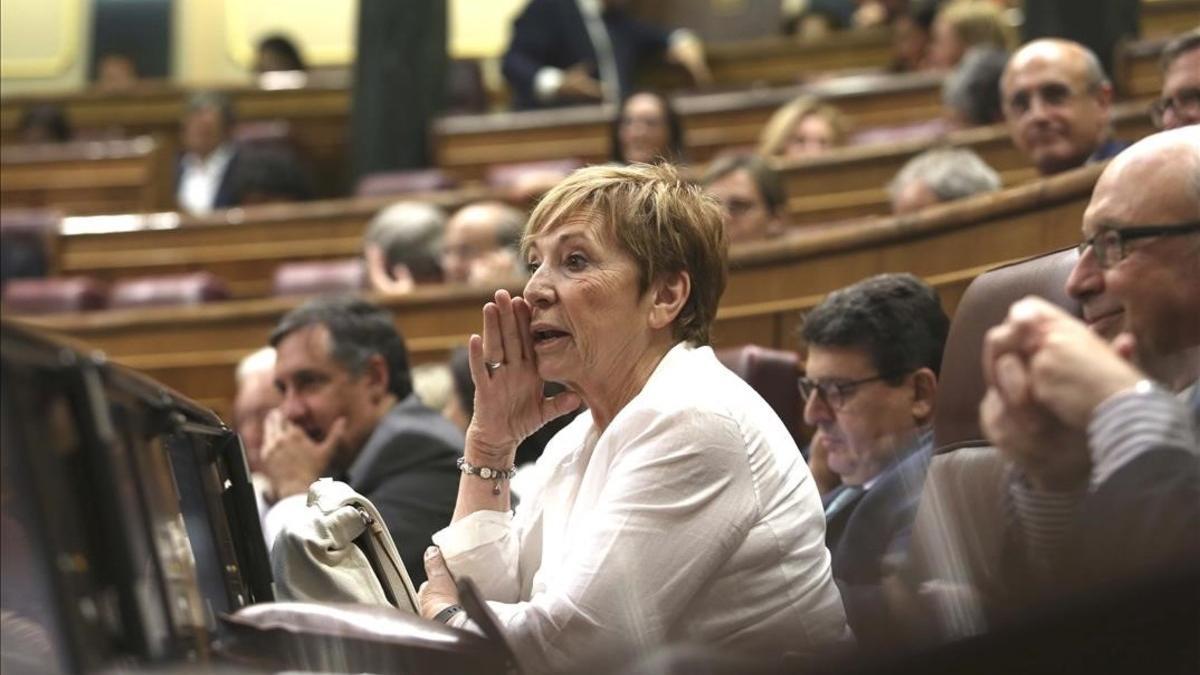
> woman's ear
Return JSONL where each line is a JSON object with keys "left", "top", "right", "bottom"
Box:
{"left": 648, "top": 270, "right": 691, "bottom": 331}
{"left": 910, "top": 367, "right": 938, "bottom": 424}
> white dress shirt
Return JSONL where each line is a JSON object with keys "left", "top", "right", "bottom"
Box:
{"left": 177, "top": 143, "right": 234, "bottom": 215}
{"left": 434, "top": 342, "right": 850, "bottom": 673}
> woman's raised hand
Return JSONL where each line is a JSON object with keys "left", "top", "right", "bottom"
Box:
{"left": 465, "top": 290, "right": 580, "bottom": 463}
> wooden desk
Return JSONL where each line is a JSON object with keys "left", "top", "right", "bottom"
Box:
{"left": 0, "top": 136, "right": 173, "bottom": 215}
{"left": 47, "top": 100, "right": 1154, "bottom": 297}
{"left": 1142, "top": 0, "right": 1200, "bottom": 39}
{"left": 54, "top": 187, "right": 492, "bottom": 298}
{"left": 641, "top": 27, "right": 895, "bottom": 90}
{"left": 17, "top": 162, "right": 1105, "bottom": 419}
{"left": 777, "top": 100, "right": 1156, "bottom": 224}
{"left": 434, "top": 71, "right": 945, "bottom": 179}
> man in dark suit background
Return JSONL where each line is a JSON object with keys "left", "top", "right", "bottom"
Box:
{"left": 176, "top": 92, "right": 241, "bottom": 214}
{"left": 799, "top": 273, "right": 949, "bottom": 645}
{"left": 259, "top": 297, "right": 463, "bottom": 585}
{"left": 502, "top": 0, "right": 711, "bottom": 109}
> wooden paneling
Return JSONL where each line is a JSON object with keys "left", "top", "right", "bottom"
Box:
{"left": 46, "top": 100, "right": 1155, "bottom": 298}
{"left": 0, "top": 136, "right": 173, "bottom": 214}
{"left": 1141, "top": 0, "right": 1200, "bottom": 39}
{"left": 14, "top": 162, "right": 1106, "bottom": 420}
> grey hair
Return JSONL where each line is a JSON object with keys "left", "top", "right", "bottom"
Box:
{"left": 887, "top": 147, "right": 1002, "bottom": 204}
{"left": 1078, "top": 43, "right": 1110, "bottom": 90}
{"left": 943, "top": 46, "right": 1009, "bottom": 125}
{"left": 185, "top": 91, "right": 235, "bottom": 129}
{"left": 363, "top": 201, "right": 447, "bottom": 282}
{"left": 1162, "top": 29, "right": 1200, "bottom": 73}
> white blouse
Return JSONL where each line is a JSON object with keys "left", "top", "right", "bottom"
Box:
{"left": 433, "top": 343, "right": 849, "bottom": 672}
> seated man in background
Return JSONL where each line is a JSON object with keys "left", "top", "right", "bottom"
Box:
{"left": 800, "top": 273, "right": 948, "bottom": 645}
{"left": 887, "top": 147, "right": 1001, "bottom": 214}
{"left": 176, "top": 92, "right": 241, "bottom": 215}
{"left": 1153, "top": 29, "right": 1199, "bottom": 130}
{"left": 1000, "top": 39, "right": 1128, "bottom": 176}
{"left": 233, "top": 346, "right": 281, "bottom": 528}
{"left": 233, "top": 346, "right": 281, "bottom": 474}
{"left": 502, "top": 0, "right": 710, "bottom": 109}
{"left": 440, "top": 201, "right": 527, "bottom": 287}
{"left": 905, "top": 128, "right": 1200, "bottom": 645}
{"left": 363, "top": 201, "right": 448, "bottom": 294}
{"left": 701, "top": 154, "right": 786, "bottom": 243}
{"left": 260, "top": 297, "right": 462, "bottom": 584}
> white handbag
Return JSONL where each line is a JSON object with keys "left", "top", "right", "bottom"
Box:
{"left": 271, "top": 478, "right": 420, "bottom": 614}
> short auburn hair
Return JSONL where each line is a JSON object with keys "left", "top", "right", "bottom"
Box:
{"left": 523, "top": 163, "right": 728, "bottom": 346}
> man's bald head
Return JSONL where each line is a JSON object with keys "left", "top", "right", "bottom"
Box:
{"left": 1001, "top": 39, "right": 1115, "bottom": 175}
{"left": 441, "top": 201, "right": 525, "bottom": 283}
{"left": 1065, "top": 128, "right": 1200, "bottom": 373}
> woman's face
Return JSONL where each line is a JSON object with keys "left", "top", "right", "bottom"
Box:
{"left": 619, "top": 93, "right": 670, "bottom": 164}
{"left": 928, "top": 16, "right": 965, "bottom": 69}
{"left": 522, "top": 211, "right": 653, "bottom": 390}
{"left": 782, "top": 114, "right": 836, "bottom": 160}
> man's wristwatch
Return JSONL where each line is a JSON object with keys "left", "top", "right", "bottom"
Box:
{"left": 433, "top": 604, "right": 464, "bottom": 624}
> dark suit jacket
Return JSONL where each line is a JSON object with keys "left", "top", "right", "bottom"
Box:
{"left": 830, "top": 441, "right": 933, "bottom": 648}
{"left": 175, "top": 146, "right": 241, "bottom": 211}
{"left": 342, "top": 395, "right": 463, "bottom": 586}
{"left": 502, "top": 0, "right": 671, "bottom": 109}
{"left": 1088, "top": 137, "right": 1131, "bottom": 164}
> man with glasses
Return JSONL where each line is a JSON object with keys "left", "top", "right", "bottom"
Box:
{"left": 1152, "top": 29, "right": 1200, "bottom": 130}
{"left": 904, "top": 128, "right": 1200, "bottom": 645}
{"left": 1001, "top": 39, "right": 1128, "bottom": 176}
{"left": 800, "top": 273, "right": 949, "bottom": 647}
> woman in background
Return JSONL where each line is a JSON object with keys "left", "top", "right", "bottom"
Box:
{"left": 758, "top": 95, "right": 849, "bottom": 161}
{"left": 610, "top": 90, "right": 685, "bottom": 165}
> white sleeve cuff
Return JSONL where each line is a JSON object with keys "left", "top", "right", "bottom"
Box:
{"left": 432, "top": 509, "right": 514, "bottom": 557}
{"left": 533, "top": 67, "right": 564, "bottom": 103}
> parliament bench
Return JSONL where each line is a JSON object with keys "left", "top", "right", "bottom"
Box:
{"left": 13, "top": 162, "right": 1106, "bottom": 419}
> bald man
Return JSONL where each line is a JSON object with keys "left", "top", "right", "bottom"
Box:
{"left": 903, "top": 128, "right": 1200, "bottom": 642}
{"left": 440, "top": 201, "right": 526, "bottom": 286}
{"left": 1001, "top": 38, "right": 1128, "bottom": 176}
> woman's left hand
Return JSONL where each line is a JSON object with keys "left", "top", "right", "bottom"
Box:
{"left": 418, "top": 546, "right": 460, "bottom": 620}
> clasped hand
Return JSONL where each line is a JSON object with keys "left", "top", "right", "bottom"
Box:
{"left": 980, "top": 297, "right": 1142, "bottom": 489}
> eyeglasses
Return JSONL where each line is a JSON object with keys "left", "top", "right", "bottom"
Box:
{"left": 1077, "top": 220, "right": 1200, "bottom": 268}
{"left": 798, "top": 374, "right": 890, "bottom": 411}
{"left": 1149, "top": 87, "right": 1200, "bottom": 128}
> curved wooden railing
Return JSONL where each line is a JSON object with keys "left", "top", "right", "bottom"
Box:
{"left": 14, "top": 161, "right": 1105, "bottom": 418}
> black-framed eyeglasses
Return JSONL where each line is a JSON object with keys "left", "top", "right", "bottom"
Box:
{"left": 1077, "top": 220, "right": 1200, "bottom": 268}
{"left": 798, "top": 374, "right": 890, "bottom": 411}
{"left": 1149, "top": 87, "right": 1200, "bottom": 128}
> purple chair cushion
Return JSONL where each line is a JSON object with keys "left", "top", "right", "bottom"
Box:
{"left": 355, "top": 169, "right": 460, "bottom": 197}
{"left": 716, "top": 344, "right": 803, "bottom": 449}
{"left": 109, "top": 272, "right": 231, "bottom": 309}
{"left": 2, "top": 277, "right": 108, "bottom": 314}
{"left": 273, "top": 258, "right": 367, "bottom": 297}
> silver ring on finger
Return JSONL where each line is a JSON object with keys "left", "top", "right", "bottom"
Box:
{"left": 485, "top": 360, "right": 505, "bottom": 374}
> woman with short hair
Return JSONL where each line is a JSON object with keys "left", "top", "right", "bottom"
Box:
{"left": 418, "top": 163, "right": 849, "bottom": 673}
